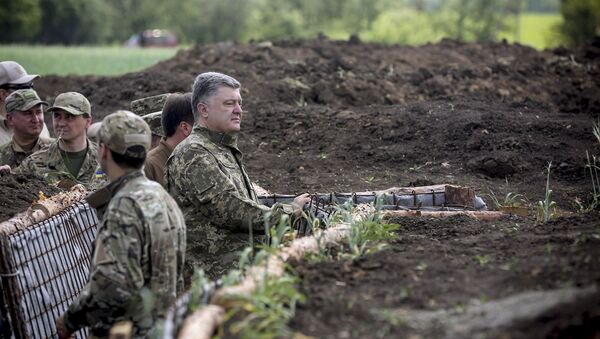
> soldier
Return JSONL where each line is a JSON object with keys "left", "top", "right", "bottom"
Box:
{"left": 14, "top": 92, "right": 97, "bottom": 187}
{"left": 166, "top": 72, "right": 309, "bottom": 279}
{"left": 0, "top": 61, "right": 51, "bottom": 145}
{"left": 0, "top": 89, "right": 52, "bottom": 170}
{"left": 56, "top": 110, "right": 186, "bottom": 338}
{"left": 144, "top": 93, "right": 193, "bottom": 186}
{"left": 131, "top": 93, "right": 170, "bottom": 150}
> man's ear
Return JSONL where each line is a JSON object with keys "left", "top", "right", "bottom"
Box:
{"left": 180, "top": 121, "right": 192, "bottom": 136}
{"left": 0, "top": 89, "right": 10, "bottom": 102}
{"left": 197, "top": 102, "right": 209, "bottom": 118}
{"left": 5, "top": 113, "right": 14, "bottom": 126}
{"left": 85, "top": 116, "right": 92, "bottom": 129}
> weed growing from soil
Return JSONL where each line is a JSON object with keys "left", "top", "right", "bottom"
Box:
{"left": 576, "top": 120, "right": 600, "bottom": 211}
{"left": 488, "top": 191, "right": 528, "bottom": 209}
{"left": 474, "top": 254, "right": 491, "bottom": 266}
{"left": 536, "top": 162, "right": 557, "bottom": 224}
{"left": 342, "top": 197, "right": 400, "bottom": 261}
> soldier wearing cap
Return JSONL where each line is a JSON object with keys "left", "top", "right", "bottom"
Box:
{"left": 0, "top": 89, "right": 52, "bottom": 169}
{"left": 166, "top": 72, "right": 310, "bottom": 279}
{"left": 15, "top": 92, "right": 98, "bottom": 187}
{"left": 56, "top": 110, "right": 186, "bottom": 338}
{"left": 0, "top": 61, "right": 51, "bottom": 145}
{"left": 131, "top": 93, "right": 170, "bottom": 150}
{"left": 144, "top": 93, "right": 193, "bottom": 187}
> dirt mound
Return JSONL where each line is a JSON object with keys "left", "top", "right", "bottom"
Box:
{"left": 6, "top": 37, "right": 600, "bottom": 337}
{"left": 0, "top": 174, "right": 62, "bottom": 221}
{"left": 35, "top": 38, "right": 600, "bottom": 117}
{"left": 290, "top": 213, "right": 600, "bottom": 338}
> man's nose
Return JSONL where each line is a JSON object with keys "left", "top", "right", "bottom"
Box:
{"left": 233, "top": 103, "right": 242, "bottom": 113}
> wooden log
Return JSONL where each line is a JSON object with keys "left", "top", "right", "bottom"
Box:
{"left": 177, "top": 305, "right": 225, "bottom": 339}
{"left": 0, "top": 185, "right": 88, "bottom": 236}
{"left": 382, "top": 210, "right": 505, "bottom": 221}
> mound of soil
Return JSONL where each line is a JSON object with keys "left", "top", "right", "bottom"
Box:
{"left": 290, "top": 214, "right": 600, "bottom": 338}
{"left": 6, "top": 37, "right": 600, "bottom": 336}
{"left": 0, "top": 174, "right": 62, "bottom": 221}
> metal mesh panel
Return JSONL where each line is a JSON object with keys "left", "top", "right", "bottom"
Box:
{"left": 0, "top": 201, "right": 98, "bottom": 339}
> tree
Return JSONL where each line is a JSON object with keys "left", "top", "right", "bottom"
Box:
{"left": 559, "top": 0, "right": 600, "bottom": 46}
{"left": 0, "top": 0, "right": 42, "bottom": 43}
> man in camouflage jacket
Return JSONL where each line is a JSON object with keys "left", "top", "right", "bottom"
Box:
{"left": 166, "top": 72, "right": 309, "bottom": 280}
{"left": 57, "top": 110, "right": 186, "bottom": 338}
{"left": 14, "top": 92, "right": 97, "bottom": 187}
{"left": 0, "top": 89, "right": 51, "bottom": 169}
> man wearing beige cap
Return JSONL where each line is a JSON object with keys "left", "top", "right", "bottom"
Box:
{"left": 0, "top": 89, "right": 52, "bottom": 169}
{"left": 0, "top": 61, "right": 50, "bottom": 145}
{"left": 56, "top": 110, "right": 185, "bottom": 338}
{"left": 15, "top": 92, "right": 98, "bottom": 187}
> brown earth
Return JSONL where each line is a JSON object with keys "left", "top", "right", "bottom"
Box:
{"left": 0, "top": 174, "right": 61, "bottom": 221}
{"left": 4, "top": 36, "right": 600, "bottom": 337}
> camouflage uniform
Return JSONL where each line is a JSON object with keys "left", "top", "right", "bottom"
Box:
{"left": 14, "top": 92, "right": 98, "bottom": 187}
{"left": 0, "top": 61, "right": 50, "bottom": 144}
{"left": 0, "top": 88, "right": 52, "bottom": 167}
{"left": 166, "top": 125, "right": 287, "bottom": 280}
{"left": 0, "top": 136, "right": 51, "bottom": 168}
{"left": 63, "top": 111, "right": 186, "bottom": 338}
{"left": 14, "top": 139, "right": 98, "bottom": 186}
{"left": 130, "top": 93, "right": 169, "bottom": 117}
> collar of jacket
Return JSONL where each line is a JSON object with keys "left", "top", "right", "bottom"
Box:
{"left": 86, "top": 170, "right": 143, "bottom": 210}
{"left": 194, "top": 125, "right": 239, "bottom": 149}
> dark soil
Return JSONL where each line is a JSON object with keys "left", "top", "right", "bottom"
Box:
{"left": 5, "top": 36, "right": 600, "bottom": 336}
{"left": 290, "top": 214, "right": 600, "bottom": 338}
{"left": 0, "top": 174, "right": 62, "bottom": 221}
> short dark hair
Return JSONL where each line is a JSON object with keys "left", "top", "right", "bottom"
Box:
{"left": 110, "top": 146, "right": 146, "bottom": 169}
{"left": 162, "top": 92, "right": 194, "bottom": 137}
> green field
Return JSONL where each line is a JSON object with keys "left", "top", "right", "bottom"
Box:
{"left": 0, "top": 45, "right": 181, "bottom": 76}
{"left": 499, "top": 13, "right": 563, "bottom": 49}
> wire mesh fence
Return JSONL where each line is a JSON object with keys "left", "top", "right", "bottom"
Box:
{"left": 0, "top": 201, "right": 98, "bottom": 339}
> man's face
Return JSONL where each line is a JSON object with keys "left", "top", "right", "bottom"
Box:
{"left": 6, "top": 104, "right": 45, "bottom": 139}
{"left": 52, "top": 109, "right": 91, "bottom": 142}
{"left": 199, "top": 86, "right": 243, "bottom": 134}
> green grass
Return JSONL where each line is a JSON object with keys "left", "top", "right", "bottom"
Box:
{"left": 0, "top": 45, "right": 181, "bottom": 76}
{"left": 499, "top": 13, "right": 563, "bottom": 50}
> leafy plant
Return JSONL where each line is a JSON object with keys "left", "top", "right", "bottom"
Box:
{"left": 488, "top": 191, "right": 527, "bottom": 208}
{"left": 474, "top": 254, "right": 491, "bottom": 266}
{"left": 488, "top": 191, "right": 528, "bottom": 209}
{"left": 536, "top": 162, "right": 557, "bottom": 224}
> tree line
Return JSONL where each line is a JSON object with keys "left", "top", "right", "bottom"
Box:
{"left": 1, "top": 0, "right": 597, "bottom": 47}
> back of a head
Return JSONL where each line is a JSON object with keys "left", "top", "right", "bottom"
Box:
{"left": 162, "top": 93, "right": 194, "bottom": 137}
{"left": 98, "top": 110, "right": 151, "bottom": 168}
{"left": 191, "top": 72, "right": 240, "bottom": 117}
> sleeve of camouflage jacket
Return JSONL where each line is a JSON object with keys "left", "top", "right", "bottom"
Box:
{"left": 62, "top": 196, "right": 146, "bottom": 333}
{"left": 176, "top": 145, "right": 287, "bottom": 232}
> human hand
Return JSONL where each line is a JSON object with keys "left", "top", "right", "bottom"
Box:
{"left": 292, "top": 193, "right": 311, "bottom": 216}
{"left": 56, "top": 315, "right": 74, "bottom": 339}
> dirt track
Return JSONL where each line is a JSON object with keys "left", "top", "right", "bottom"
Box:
{"left": 5, "top": 37, "right": 600, "bottom": 337}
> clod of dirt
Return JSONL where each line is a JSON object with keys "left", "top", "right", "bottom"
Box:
{"left": 0, "top": 174, "right": 62, "bottom": 222}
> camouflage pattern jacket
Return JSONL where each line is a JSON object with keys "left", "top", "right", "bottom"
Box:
{"left": 14, "top": 139, "right": 98, "bottom": 187}
{"left": 0, "top": 136, "right": 52, "bottom": 168}
{"left": 63, "top": 170, "right": 186, "bottom": 337}
{"left": 166, "top": 125, "right": 286, "bottom": 280}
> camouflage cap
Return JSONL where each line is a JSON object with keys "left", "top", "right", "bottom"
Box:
{"left": 141, "top": 111, "right": 164, "bottom": 137}
{"left": 48, "top": 92, "right": 91, "bottom": 116}
{"left": 5, "top": 89, "right": 48, "bottom": 113}
{"left": 98, "top": 110, "right": 151, "bottom": 158}
{"left": 87, "top": 121, "right": 103, "bottom": 140}
{"left": 130, "top": 93, "right": 169, "bottom": 116}
{"left": 0, "top": 61, "right": 39, "bottom": 86}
